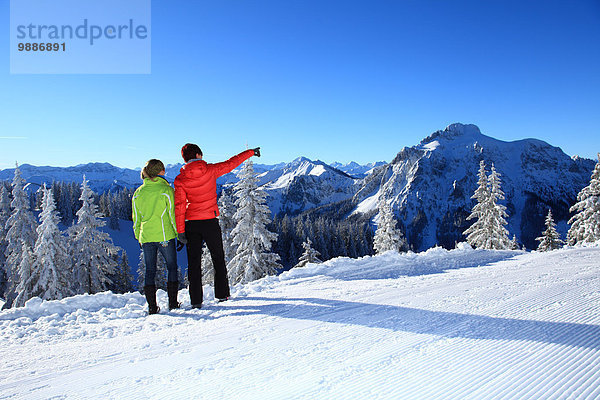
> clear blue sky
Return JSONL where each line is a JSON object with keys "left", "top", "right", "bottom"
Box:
{"left": 1, "top": 0, "right": 599, "bottom": 169}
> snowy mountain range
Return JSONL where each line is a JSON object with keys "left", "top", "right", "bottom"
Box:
{"left": 1, "top": 123, "right": 596, "bottom": 250}
{"left": 351, "top": 123, "right": 596, "bottom": 250}
{"left": 0, "top": 163, "right": 141, "bottom": 193}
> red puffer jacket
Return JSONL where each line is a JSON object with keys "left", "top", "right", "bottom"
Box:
{"left": 174, "top": 149, "right": 254, "bottom": 233}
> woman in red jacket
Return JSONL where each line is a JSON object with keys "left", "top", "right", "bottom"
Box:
{"left": 174, "top": 143, "right": 260, "bottom": 308}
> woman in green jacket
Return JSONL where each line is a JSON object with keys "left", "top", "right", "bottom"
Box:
{"left": 132, "top": 159, "right": 180, "bottom": 314}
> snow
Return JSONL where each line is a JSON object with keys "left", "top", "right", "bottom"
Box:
{"left": 1, "top": 246, "right": 600, "bottom": 399}
{"left": 353, "top": 191, "right": 380, "bottom": 215}
{"left": 420, "top": 140, "right": 440, "bottom": 151}
{"left": 309, "top": 164, "right": 327, "bottom": 176}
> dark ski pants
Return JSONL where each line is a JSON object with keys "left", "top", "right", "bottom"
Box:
{"left": 185, "top": 218, "right": 231, "bottom": 305}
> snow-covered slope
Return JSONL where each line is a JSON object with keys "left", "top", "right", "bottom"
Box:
{"left": 1, "top": 245, "right": 599, "bottom": 399}
{"left": 352, "top": 123, "right": 596, "bottom": 250}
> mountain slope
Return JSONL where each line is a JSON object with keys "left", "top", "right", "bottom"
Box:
{"left": 352, "top": 123, "right": 596, "bottom": 250}
{"left": 1, "top": 246, "right": 599, "bottom": 399}
{"left": 253, "top": 157, "right": 357, "bottom": 215}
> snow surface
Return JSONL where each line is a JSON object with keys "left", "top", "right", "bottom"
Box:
{"left": 420, "top": 140, "right": 440, "bottom": 151}
{"left": 2, "top": 245, "right": 600, "bottom": 399}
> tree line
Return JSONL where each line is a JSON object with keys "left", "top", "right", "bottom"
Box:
{"left": 463, "top": 156, "right": 600, "bottom": 251}
{"left": 0, "top": 165, "right": 131, "bottom": 308}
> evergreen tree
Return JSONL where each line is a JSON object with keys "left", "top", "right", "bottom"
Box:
{"left": 108, "top": 199, "right": 120, "bottom": 231}
{"left": 18, "top": 187, "right": 71, "bottom": 305}
{"left": 229, "top": 160, "right": 281, "bottom": 285}
{"left": 486, "top": 163, "right": 511, "bottom": 249}
{"left": 373, "top": 198, "right": 407, "bottom": 254}
{"left": 0, "top": 184, "right": 12, "bottom": 297}
{"left": 567, "top": 154, "right": 600, "bottom": 245}
{"left": 119, "top": 253, "right": 133, "bottom": 293}
{"left": 108, "top": 252, "right": 133, "bottom": 293}
{"left": 464, "top": 160, "right": 490, "bottom": 248}
{"left": 68, "top": 176, "right": 119, "bottom": 294}
{"left": 537, "top": 209, "right": 563, "bottom": 251}
{"left": 464, "top": 161, "right": 511, "bottom": 249}
{"left": 510, "top": 235, "right": 520, "bottom": 250}
{"left": 294, "top": 238, "right": 322, "bottom": 268}
{"left": 218, "top": 191, "right": 237, "bottom": 266}
{"left": 4, "top": 163, "right": 38, "bottom": 307}
{"left": 12, "top": 243, "right": 35, "bottom": 307}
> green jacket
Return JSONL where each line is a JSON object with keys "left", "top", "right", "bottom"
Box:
{"left": 132, "top": 177, "right": 178, "bottom": 243}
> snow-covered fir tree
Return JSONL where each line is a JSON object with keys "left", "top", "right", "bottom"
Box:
{"left": 567, "top": 154, "right": 600, "bottom": 246}
{"left": 218, "top": 191, "right": 237, "bottom": 266}
{"left": 228, "top": 160, "right": 281, "bottom": 285}
{"left": 294, "top": 237, "right": 322, "bottom": 268}
{"left": 0, "top": 184, "right": 12, "bottom": 297}
{"left": 464, "top": 161, "right": 511, "bottom": 249}
{"left": 510, "top": 235, "right": 520, "bottom": 250}
{"left": 68, "top": 176, "right": 119, "bottom": 294}
{"left": 12, "top": 243, "right": 35, "bottom": 307}
{"left": 19, "top": 186, "right": 71, "bottom": 305}
{"left": 537, "top": 209, "right": 563, "bottom": 251}
{"left": 486, "top": 163, "right": 511, "bottom": 249}
{"left": 373, "top": 198, "right": 407, "bottom": 254}
{"left": 464, "top": 161, "right": 490, "bottom": 248}
{"left": 3, "top": 163, "right": 38, "bottom": 307}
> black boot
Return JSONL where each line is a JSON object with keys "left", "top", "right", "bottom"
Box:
{"left": 167, "top": 281, "right": 181, "bottom": 310}
{"left": 144, "top": 285, "right": 160, "bottom": 315}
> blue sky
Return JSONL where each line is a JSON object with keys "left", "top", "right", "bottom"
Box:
{"left": 1, "top": 0, "right": 599, "bottom": 169}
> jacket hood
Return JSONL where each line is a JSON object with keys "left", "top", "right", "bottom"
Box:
{"left": 179, "top": 160, "right": 208, "bottom": 177}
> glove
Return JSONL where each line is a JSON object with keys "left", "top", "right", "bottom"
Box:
{"left": 252, "top": 147, "right": 261, "bottom": 157}
{"left": 176, "top": 240, "right": 185, "bottom": 251}
{"left": 178, "top": 232, "right": 187, "bottom": 244}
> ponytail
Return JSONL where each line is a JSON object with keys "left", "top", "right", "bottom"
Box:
{"left": 141, "top": 159, "right": 165, "bottom": 180}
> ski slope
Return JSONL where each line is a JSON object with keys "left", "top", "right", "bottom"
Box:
{"left": 1, "top": 245, "right": 599, "bottom": 399}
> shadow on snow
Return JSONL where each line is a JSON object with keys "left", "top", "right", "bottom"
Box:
{"left": 212, "top": 296, "right": 600, "bottom": 350}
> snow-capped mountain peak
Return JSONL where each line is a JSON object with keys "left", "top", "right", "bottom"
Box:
{"left": 354, "top": 123, "right": 596, "bottom": 250}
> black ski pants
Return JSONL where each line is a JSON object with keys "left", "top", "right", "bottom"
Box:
{"left": 185, "top": 218, "right": 231, "bottom": 305}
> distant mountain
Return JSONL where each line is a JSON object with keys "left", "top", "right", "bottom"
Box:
{"left": 330, "top": 161, "right": 386, "bottom": 178}
{"left": 0, "top": 163, "right": 140, "bottom": 193}
{"left": 351, "top": 123, "right": 596, "bottom": 250}
{"left": 250, "top": 157, "right": 357, "bottom": 215}
{"left": 0, "top": 159, "right": 366, "bottom": 215}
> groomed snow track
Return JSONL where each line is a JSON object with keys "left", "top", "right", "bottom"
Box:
{"left": 1, "top": 246, "right": 599, "bottom": 399}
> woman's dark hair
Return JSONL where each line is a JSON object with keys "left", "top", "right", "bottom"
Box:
{"left": 141, "top": 159, "right": 165, "bottom": 180}
{"left": 181, "top": 143, "right": 202, "bottom": 162}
